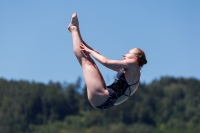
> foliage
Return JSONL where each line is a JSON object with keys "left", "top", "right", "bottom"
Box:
{"left": 0, "top": 76, "right": 200, "bottom": 133}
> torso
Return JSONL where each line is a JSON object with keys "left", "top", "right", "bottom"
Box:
{"left": 108, "top": 68, "right": 140, "bottom": 106}
{"left": 123, "top": 68, "right": 140, "bottom": 96}
{"left": 95, "top": 64, "right": 140, "bottom": 109}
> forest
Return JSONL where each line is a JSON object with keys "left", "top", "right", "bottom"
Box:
{"left": 0, "top": 76, "right": 200, "bottom": 133}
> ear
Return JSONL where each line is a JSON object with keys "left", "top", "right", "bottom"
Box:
{"left": 133, "top": 56, "right": 138, "bottom": 61}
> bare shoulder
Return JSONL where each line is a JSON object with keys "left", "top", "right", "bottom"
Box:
{"left": 124, "top": 61, "right": 140, "bottom": 83}
{"left": 127, "top": 60, "right": 139, "bottom": 69}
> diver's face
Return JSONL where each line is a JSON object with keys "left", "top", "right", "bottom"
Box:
{"left": 122, "top": 48, "right": 137, "bottom": 60}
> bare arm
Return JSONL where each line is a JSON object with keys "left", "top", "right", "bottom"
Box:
{"left": 80, "top": 44, "right": 135, "bottom": 70}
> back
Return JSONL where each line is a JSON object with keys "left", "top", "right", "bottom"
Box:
{"left": 107, "top": 68, "right": 140, "bottom": 106}
{"left": 115, "top": 68, "right": 140, "bottom": 105}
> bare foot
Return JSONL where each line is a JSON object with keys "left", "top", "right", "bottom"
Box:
{"left": 68, "top": 12, "right": 79, "bottom": 32}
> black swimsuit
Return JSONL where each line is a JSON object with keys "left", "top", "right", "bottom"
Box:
{"left": 95, "top": 70, "right": 139, "bottom": 109}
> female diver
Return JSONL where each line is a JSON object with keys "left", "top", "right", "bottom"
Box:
{"left": 68, "top": 12, "right": 147, "bottom": 109}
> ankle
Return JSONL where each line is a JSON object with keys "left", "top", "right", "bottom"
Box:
{"left": 68, "top": 25, "right": 78, "bottom": 32}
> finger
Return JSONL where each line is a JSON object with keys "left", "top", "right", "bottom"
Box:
{"left": 80, "top": 44, "right": 85, "bottom": 48}
{"left": 80, "top": 46, "right": 85, "bottom": 51}
{"left": 81, "top": 42, "right": 85, "bottom": 45}
{"left": 80, "top": 47, "right": 87, "bottom": 56}
{"left": 81, "top": 51, "right": 87, "bottom": 57}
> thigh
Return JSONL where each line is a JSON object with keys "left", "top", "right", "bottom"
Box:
{"left": 81, "top": 57, "right": 109, "bottom": 106}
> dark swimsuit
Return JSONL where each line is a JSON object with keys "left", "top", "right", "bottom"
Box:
{"left": 95, "top": 70, "right": 139, "bottom": 109}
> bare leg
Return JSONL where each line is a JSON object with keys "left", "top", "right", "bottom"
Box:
{"left": 68, "top": 12, "right": 109, "bottom": 106}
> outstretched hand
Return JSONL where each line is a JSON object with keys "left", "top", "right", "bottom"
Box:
{"left": 82, "top": 41, "right": 94, "bottom": 51}
{"left": 80, "top": 43, "right": 91, "bottom": 57}
{"left": 80, "top": 41, "right": 101, "bottom": 57}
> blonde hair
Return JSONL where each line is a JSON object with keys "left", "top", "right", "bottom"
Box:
{"left": 133, "top": 48, "right": 147, "bottom": 67}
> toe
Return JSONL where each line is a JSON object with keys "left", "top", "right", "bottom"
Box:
{"left": 72, "top": 12, "right": 77, "bottom": 18}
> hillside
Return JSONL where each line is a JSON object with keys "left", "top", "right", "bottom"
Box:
{"left": 0, "top": 77, "right": 199, "bottom": 133}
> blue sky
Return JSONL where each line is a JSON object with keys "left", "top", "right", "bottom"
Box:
{"left": 0, "top": 1, "right": 200, "bottom": 85}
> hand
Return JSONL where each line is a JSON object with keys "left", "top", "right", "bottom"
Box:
{"left": 80, "top": 41, "right": 101, "bottom": 57}
{"left": 82, "top": 41, "right": 101, "bottom": 55}
{"left": 82, "top": 41, "right": 94, "bottom": 51}
{"left": 80, "top": 43, "right": 91, "bottom": 57}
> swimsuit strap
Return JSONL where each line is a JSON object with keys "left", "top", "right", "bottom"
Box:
{"left": 123, "top": 86, "right": 132, "bottom": 97}
{"left": 128, "top": 80, "right": 139, "bottom": 86}
{"left": 123, "top": 80, "right": 139, "bottom": 97}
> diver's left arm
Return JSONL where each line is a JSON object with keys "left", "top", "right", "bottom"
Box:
{"left": 82, "top": 47, "right": 134, "bottom": 69}
{"left": 90, "top": 50, "right": 122, "bottom": 71}
{"left": 91, "top": 50, "right": 134, "bottom": 69}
